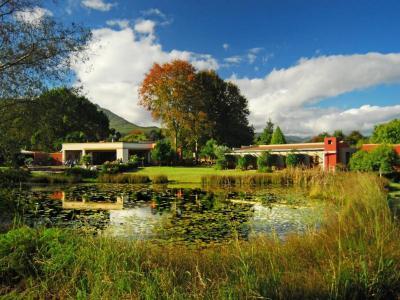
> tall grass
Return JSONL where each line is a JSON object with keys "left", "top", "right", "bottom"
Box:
{"left": 202, "top": 168, "right": 333, "bottom": 188}
{"left": 97, "top": 173, "right": 151, "bottom": 184}
{"left": 1, "top": 172, "right": 400, "bottom": 298}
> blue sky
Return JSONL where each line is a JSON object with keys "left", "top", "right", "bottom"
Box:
{"left": 42, "top": 0, "right": 400, "bottom": 135}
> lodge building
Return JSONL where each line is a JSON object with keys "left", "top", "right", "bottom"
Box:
{"left": 231, "top": 137, "right": 354, "bottom": 171}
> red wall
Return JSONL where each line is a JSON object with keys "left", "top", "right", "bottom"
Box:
{"left": 324, "top": 137, "right": 338, "bottom": 170}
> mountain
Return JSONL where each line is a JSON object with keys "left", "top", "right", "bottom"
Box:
{"left": 97, "top": 106, "right": 159, "bottom": 135}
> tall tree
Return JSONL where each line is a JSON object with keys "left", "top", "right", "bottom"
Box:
{"left": 345, "top": 130, "right": 365, "bottom": 146}
{"left": 371, "top": 119, "right": 400, "bottom": 144}
{"left": 197, "top": 70, "right": 254, "bottom": 147}
{"left": 309, "top": 132, "right": 330, "bottom": 142}
{"left": 139, "top": 60, "right": 207, "bottom": 158}
{"left": 271, "top": 126, "right": 287, "bottom": 144}
{"left": 0, "top": 0, "right": 91, "bottom": 99}
{"left": 257, "top": 119, "right": 274, "bottom": 145}
{"left": 1, "top": 88, "right": 110, "bottom": 153}
{"left": 333, "top": 130, "right": 345, "bottom": 140}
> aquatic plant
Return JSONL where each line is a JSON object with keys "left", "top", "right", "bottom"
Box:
{"left": 152, "top": 175, "right": 168, "bottom": 184}
{"left": 98, "top": 174, "right": 151, "bottom": 184}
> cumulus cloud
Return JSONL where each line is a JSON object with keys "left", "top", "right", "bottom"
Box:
{"left": 72, "top": 26, "right": 219, "bottom": 126}
{"left": 231, "top": 53, "right": 400, "bottom": 135}
{"left": 14, "top": 6, "right": 53, "bottom": 25}
{"left": 223, "top": 43, "right": 229, "bottom": 50}
{"left": 134, "top": 19, "right": 156, "bottom": 37}
{"left": 106, "top": 19, "right": 130, "bottom": 29}
{"left": 82, "top": 0, "right": 114, "bottom": 11}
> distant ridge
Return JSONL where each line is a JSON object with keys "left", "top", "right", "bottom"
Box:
{"left": 97, "top": 105, "right": 159, "bottom": 135}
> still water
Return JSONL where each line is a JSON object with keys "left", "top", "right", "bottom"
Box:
{"left": 15, "top": 184, "right": 324, "bottom": 244}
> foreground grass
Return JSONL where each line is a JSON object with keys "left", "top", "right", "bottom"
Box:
{"left": 135, "top": 166, "right": 257, "bottom": 184}
{"left": 1, "top": 172, "right": 400, "bottom": 299}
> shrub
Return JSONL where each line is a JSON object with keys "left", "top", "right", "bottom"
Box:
{"left": 129, "top": 155, "right": 140, "bottom": 166}
{"left": 98, "top": 174, "right": 150, "bottom": 184}
{"left": 286, "top": 151, "right": 299, "bottom": 167}
{"left": 214, "top": 145, "right": 229, "bottom": 170}
{"left": 151, "top": 140, "right": 174, "bottom": 166}
{"left": 30, "top": 174, "right": 82, "bottom": 184}
{"left": 350, "top": 145, "right": 398, "bottom": 175}
{"left": 152, "top": 175, "right": 168, "bottom": 184}
{"left": 64, "top": 167, "right": 97, "bottom": 178}
{"left": 80, "top": 154, "right": 92, "bottom": 167}
{"left": 101, "top": 161, "right": 137, "bottom": 174}
{"left": 0, "top": 168, "right": 30, "bottom": 187}
{"left": 257, "top": 151, "right": 274, "bottom": 172}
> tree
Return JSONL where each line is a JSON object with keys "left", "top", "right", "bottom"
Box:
{"left": 151, "top": 140, "right": 174, "bottom": 166}
{"left": 0, "top": 0, "right": 91, "bottom": 99}
{"left": 200, "top": 139, "right": 217, "bottom": 161}
{"left": 214, "top": 145, "right": 229, "bottom": 170}
{"left": 197, "top": 70, "right": 254, "bottom": 147}
{"left": 309, "top": 132, "right": 330, "bottom": 142}
{"left": 371, "top": 119, "right": 400, "bottom": 144}
{"left": 286, "top": 151, "right": 299, "bottom": 167}
{"left": 1, "top": 88, "right": 110, "bottom": 153}
{"left": 345, "top": 130, "right": 365, "bottom": 146}
{"left": 349, "top": 145, "right": 398, "bottom": 176}
{"left": 271, "top": 126, "right": 287, "bottom": 144}
{"left": 257, "top": 151, "right": 273, "bottom": 172}
{"left": 257, "top": 119, "right": 274, "bottom": 145}
{"left": 139, "top": 60, "right": 206, "bottom": 159}
{"left": 333, "top": 130, "right": 345, "bottom": 140}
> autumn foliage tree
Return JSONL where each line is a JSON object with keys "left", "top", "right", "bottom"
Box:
{"left": 139, "top": 60, "right": 210, "bottom": 160}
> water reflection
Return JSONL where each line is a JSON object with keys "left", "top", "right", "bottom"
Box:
{"left": 16, "top": 184, "right": 324, "bottom": 243}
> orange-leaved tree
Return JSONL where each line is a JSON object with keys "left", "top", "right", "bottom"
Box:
{"left": 139, "top": 60, "right": 209, "bottom": 160}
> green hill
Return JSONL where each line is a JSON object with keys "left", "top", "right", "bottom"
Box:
{"left": 97, "top": 106, "right": 159, "bottom": 136}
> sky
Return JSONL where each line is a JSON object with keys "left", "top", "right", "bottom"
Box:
{"left": 39, "top": 0, "right": 400, "bottom": 136}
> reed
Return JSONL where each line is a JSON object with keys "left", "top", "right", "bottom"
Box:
{"left": 152, "top": 175, "right": 169, "bottom": 184}
{"left": 97, "top": 173, "right": 151, "bottom": 184}
{"left": 201, "top": 168, "right": 331, "bottom": 187}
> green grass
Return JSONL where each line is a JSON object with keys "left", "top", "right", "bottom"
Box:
{"left": 1, "top": 172, "right": 400, "bottom": 298}
{"left": 134, "top": 166, "right": 257, "bottom": 184}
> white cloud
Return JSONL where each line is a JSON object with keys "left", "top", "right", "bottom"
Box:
{"left": 223, "top": 43, "right": 229, "bottom": 50}
{"left": 82, "top": 0, "right": 114, "bottom": 11}
{"left": 14, "top": 6, "right": 53, "bottom": 25}
{"left": 134, "top": 19, "right": 156, "bottom": 35}
{"left": 231, "top": 53, "right": 400, "bottom": 135}
{"left": 141, "top": 8, "right": 172, "bottom": 26}
{"left": 224, "top": 56, "right": 242, "bottom": 64}
{"left": 106, "top": 19, "right": 130, "bottom": 29}
{"left": 72, "top": 27, "right": 219, "bottom": 126}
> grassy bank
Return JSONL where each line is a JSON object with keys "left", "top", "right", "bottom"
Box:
{"left": 135, "top": 166, "right": 257, "bottom": 184}
{"left": 1, "top": 172, "right": 400, "bottom": 299}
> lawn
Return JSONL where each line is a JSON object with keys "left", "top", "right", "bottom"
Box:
{"left": 134, "top": 166, "right": 257, "bottom": 184}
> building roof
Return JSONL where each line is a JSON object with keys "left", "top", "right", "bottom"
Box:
{"left": 62, "top": 142, "right": 155, "bottom": 151}
{"left": 233, "top": 142, "right": 325, "bottom": 152}
{"left": 361, "top": 144, "right": 400, "bottom": 154}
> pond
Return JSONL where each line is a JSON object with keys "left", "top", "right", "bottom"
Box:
{"left": 11, "top": 184, "right": 325, "bottom": 244}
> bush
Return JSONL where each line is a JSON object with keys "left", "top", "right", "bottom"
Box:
{"left": 100, "top": 161, "right": 137, "bottom": 174}
{"left": 350, "top": 145, "right": 398, "bottom": 175}
{"left": 257, "top": 151, "right": 274, "bottom": 172}
{"left": 152, "top": 175, "right": 168, "bottom": 184}
{"left": 98, "top": 174, "right": 150, "bottom": 184}
{"left": 286, "top": 151, "right": 300, "bottom": 167}
{"left": 0, "top": 168, "right": 30, "bottom": 187}
{"left": 151, "top": 140, "right": 174, "bottom": 166}
{"left": 64, "top": 167, "right": 97, "bottom": 178}
{"left": 30, "top": 174, "right": 82, "bottom": 184}
{"left": 80, "top": 154, "right": 92, "bottom": 167}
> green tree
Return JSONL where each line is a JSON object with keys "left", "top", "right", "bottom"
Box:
{"left": 214, "top": 145, "right": 229, "bottom": 170}
{"left": 286, "top": 151, "right": 299, "bottom": 167}
{"left": 151, "top": 140, "right": 174, "bottom": 166}
{"left": 197, "top": 70, "right": 254, "bottom": 147}
{"left": 0, "top": 0, "right": 91, "bottom": 99}
{"left": 371, "top": 119, "right": 400, "bottom": 144}
{"left": 257, "top": 151, "right": 273, "bottom": 172}
{"left": 271, "top": 126, "right": 287, "bottom": 144}
{"left": 0, "top": 88, "right": 110, "bottom": 161}
{"left": 310, "top": 132, "right": 330, "bottom": 142}
{"left": 200, "top": 139, "right": 217, "bottom": 161}
{"left": 333, "top": 130, "right": 345, "bottom": 140}
{"left": 257, "top": 119, "right": 274, "bottom": 145}
{"left": 349, "top": 150, "right": 374, "bottom": 172}
{"left": 345, "top": 130, "right": 365, "bottom": 146}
